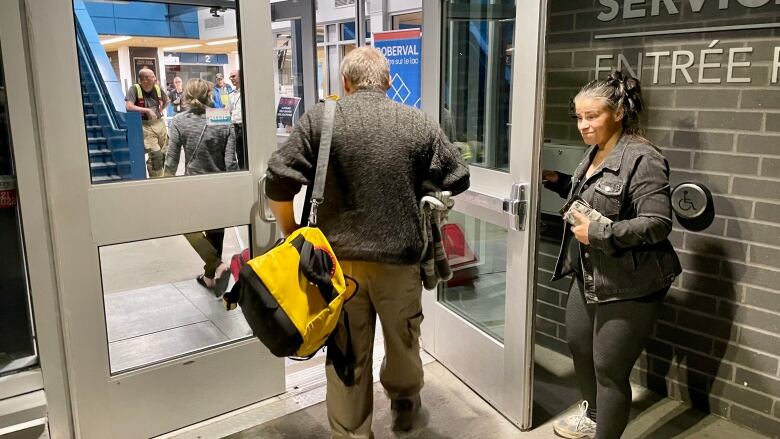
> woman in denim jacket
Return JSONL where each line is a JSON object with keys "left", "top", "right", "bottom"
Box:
{"left": 543, "top": 72, "right": 681, "bottom": 439}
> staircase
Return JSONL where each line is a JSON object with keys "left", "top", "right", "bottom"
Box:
{"left": 76, "top": 28, "right": 140, "bottom": 183}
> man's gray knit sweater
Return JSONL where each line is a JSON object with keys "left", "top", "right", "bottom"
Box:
{"left": 266, "top": 89, "right": 470, "bottom": 265}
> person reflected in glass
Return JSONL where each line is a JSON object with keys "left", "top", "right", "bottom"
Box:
{"left": 168, "top": 76, "right": 185, "bottom": 116}
{"left": 542, "top": 71, "right": 681, "bottom": 439}
{"left": 212, "top": 72, "right": 233, "bottom": 109}
{"left": 227, "top": 69, "right": 245, "bottom": 169}
{"left": 164, "top": 78, "right": 238, "bottom": 296}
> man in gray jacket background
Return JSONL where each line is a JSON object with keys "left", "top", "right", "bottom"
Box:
{"left": 265, "top": 47, "right": 470, "bottom": 438}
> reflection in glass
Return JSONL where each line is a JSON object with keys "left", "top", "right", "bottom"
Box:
{"left": 439, "top": 212, "right": 507, "bottom": 342}
{"left": 100, "top": 226, "right": 251, "bottom": 374}
{"left": 441, "top": 0, "right": 515, "bottom": 171}
{"left": 0, "top": 46, "right": 37, "bottom": 375}
{"left": 73, "top": 0, "right": 245, "bottom": 183}
{"left": 391, "top": 11, "right": 423, "bottom": 30}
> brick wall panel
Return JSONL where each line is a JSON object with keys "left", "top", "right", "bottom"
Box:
{"left": 760, "top": 158, "right": 780, "bottom": 178}
{"left": 735, "top": 134, "right": 780, "bottom": 156}
{"left": 754, "top": 202, "right": 780, "bottom": 222}
{"left": 731, "top": 178, "right": 780, "bottom": 201}
{"left": 712, "top": 341, "right": 779, "bottom": 376}
{"left": 692, "top": 152, "right": 759, "bottom": 175}
{"left": 539, "top": 6, "right": 780, "bottom": 435}
{"left": 743, "top": 287, "right": 780, "bottom": 314}
{"left": 673, "top": 130, "right": 734, "bottom": 152}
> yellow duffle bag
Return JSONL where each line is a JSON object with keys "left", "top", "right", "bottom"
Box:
{"left": 224, "top": 98, "right": 360, "bottom": 366}
{"left": 234, "top": 226, "right": 357, "bottom": 358}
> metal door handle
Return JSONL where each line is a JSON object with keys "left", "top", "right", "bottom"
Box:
{"left": 257, "top": 175, "right": 275, "bottom": 223}
{"left": 503, "top": 182, "right": 527, "bottom": 231}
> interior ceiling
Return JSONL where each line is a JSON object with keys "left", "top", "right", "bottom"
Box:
{"left": 99, "top": 35, "right": 238, "bottom": 54}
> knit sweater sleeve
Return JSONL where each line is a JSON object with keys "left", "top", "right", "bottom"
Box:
{"left": 265, "top": 107, "right": 319, "bottom": 201}
{"left": 426, "top": 120, "right": 470, "bottom": 196}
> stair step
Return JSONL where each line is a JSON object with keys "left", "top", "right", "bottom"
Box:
{"left": 91, "top": 175, "right": 121, "bottom": 183}
{"left": 88, "top": 137, "right": 107, "bottom": 143}
{"left": 90, "top": 161, "right": 117, "bottom": 170}
{"left": 86, "top": 125, "right": 104, "bottom": 130}
{"left": 88, "top": 149, "right": 112, "bottom": 156}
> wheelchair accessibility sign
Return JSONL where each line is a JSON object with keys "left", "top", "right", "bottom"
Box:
{"left": 671, "top": 183, "right": 708, "bottom": 220}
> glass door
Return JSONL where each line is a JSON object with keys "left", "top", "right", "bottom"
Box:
{"left": 22, "top": 1, "right": 284, "bottom": 437}
{"left": 420, "top": 0, "right": 546, "bottom": 428}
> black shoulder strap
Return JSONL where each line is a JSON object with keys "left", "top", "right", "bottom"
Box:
{"left": 307, "top": 99, "right": 337, "bottom": 226}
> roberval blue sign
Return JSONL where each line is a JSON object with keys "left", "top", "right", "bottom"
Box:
{"left": 373, "top": 29, "right": 422, "bottom": 108}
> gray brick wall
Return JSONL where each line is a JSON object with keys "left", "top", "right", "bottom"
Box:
{"left": 538, "top": 1, "right": 780, "bottom": 437}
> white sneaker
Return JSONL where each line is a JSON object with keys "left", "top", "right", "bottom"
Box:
{"left": 553, "top": 401, "right": 597, "bottom": 439}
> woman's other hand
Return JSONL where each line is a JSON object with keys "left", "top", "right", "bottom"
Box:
{"left": 542, "top": 169, "right": 558, "bottom": 184}
{"left": 570, "top": 210, "right": 591, "bottom": 245}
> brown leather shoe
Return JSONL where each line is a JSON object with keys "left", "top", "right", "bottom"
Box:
{"left": 391, "top": 394, "right": 421, "bottom": 432}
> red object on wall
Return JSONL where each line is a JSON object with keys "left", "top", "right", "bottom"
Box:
{"left": 0, "top": 176, "right": 17, "bottom": 208}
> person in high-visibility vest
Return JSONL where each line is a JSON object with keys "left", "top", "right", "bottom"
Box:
{"left": 125, "top": 67, "right": 170, "bottom": 178}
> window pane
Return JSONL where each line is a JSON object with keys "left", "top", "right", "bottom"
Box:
{"left": 73, "top": 0, "right": 247, "bottom": 183}
{"left": 100, "top": 226, "right": 251, "bottom": 374}
{"left": 441, "top": 1, "right": 515, "bottom": 171}
{"left": 391, "top": 11, "right": 422, "bottom": 30}
{"left": 0, "top": 44, "right": 37, "bottom": 375}
{"left": 341, "top": 22, "right": 356, "bottom": 40}
{"left": 439, "top": 212, "right": 507, "bottom": 342}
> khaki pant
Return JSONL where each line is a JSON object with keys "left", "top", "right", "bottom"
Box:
{"left": 143, "top": 118, "right": 168, "bottom": 178}
{"left": 183, "top": 229, "right": 224, "bottom": 278}
{"left": 326, "top": 261, "right": 424, "bottom": 439}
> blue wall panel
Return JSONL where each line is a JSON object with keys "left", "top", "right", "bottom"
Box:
{"left": 112, "top": 3, "right": 168, "bottom": 20}
{"left": 114, "top": 18, "right": 170, "bottom": 37}
{"left": 169, "top": 21, "right": 199, "bottom": 38}
{"left": 90, "top": 17, "right": 116, "bottom": 35}
{"left": 84, "top": 2, "right": 113, "bottom": 17}
{"left": 82, "top": 1, "right": 200, "bottom": 39}
{"left": 168, "top": 6, "right": 198, "bottom": 22}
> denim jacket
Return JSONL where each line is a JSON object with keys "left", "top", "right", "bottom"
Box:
{"left": 546, "top": 135, "right": 682, "bottom": 303}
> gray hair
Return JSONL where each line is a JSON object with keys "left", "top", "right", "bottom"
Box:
{"left": 340, "top": 47, "right": 390, "bottom": 90}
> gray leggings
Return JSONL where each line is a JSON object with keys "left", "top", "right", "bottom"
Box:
{"left": 565, "top": 278, "right": 667, "bottom": 439}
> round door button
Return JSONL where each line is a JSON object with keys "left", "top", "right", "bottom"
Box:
{"left": 672, "top": 183, "right": 708, "bottom": 219}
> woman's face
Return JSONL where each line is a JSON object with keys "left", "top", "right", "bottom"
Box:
{"left": 574, "top": 97, "right": 623, "bottom": 146}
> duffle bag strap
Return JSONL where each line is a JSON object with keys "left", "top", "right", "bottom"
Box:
{"left": 307, "top": 98, "right": 338, "bottom": 227}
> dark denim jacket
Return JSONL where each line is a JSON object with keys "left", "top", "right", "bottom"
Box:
{"left": 546, "top": 135, "right": 682, "bottom": 303}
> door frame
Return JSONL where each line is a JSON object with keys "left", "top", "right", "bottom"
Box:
{"left": 21, "top": 1, "right": 284, "bottom": 437}
{"left": 420, "top": 0, "right": 547, "bottom": 429}
{"left": 0, "top": 0, "right": 74, "bottom": 436}
{"left": 271, "top": 0, "right": 319, "bottom": 113}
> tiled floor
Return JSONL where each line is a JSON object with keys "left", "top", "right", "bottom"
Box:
{"left": 159, "top": 345, "right": 770, "bottom": 439}
{"left": 101, "top": 228, "right": 252, "bottom": 373}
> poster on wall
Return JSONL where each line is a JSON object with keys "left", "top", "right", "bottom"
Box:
{"left": 276, "top": 96, "right": 301, "bottom": 133}
{"left": 133, "top": 57, "right": 158, "bottom": 82}
{"left": 373, "top": 29, "right": 422, "bottom": 108}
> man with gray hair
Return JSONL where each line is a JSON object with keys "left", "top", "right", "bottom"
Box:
{"left": 266, "top": 47, "right": 470, "bottom": 437}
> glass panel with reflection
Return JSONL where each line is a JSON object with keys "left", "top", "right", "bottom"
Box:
{"left": 439, "top": 211, "right": 507, "bottom": 342}
{"left": 100, "top": 226, "right": 251, "bottom": 374}
{"left": 73, "top": 0, "right": 246, "bottom": 183}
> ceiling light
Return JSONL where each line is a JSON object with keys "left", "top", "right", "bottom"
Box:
{"left": 162, "top": 44, "right": 202, "bottom": 51}
{"left": 206, "top": 38, "right": 238, "bottom": 46}
{"left": 100, "top": 36, "right": 132, "bottom": 45}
